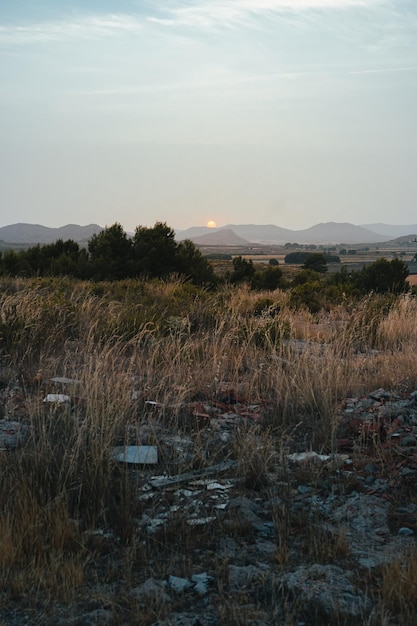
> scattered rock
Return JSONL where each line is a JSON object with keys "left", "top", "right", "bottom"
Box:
{"left": 191, "top": 572, "right": 212, "bottom": 595}
{"left": 284, "top": 564, "right": 372, "bottom": 620}
{"left": 168, "top": 576, "right": 193, "bottom": 593}
{"left": 130, "top": 578, "right": 172, "bottom": 604}
{"left": 228, "top": 564, "right": 271, "bottom": 593}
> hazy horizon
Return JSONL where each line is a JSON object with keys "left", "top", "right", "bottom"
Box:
{"left": 1, "top": 1, "right": 416, "bottom": 232}
{"left": 2, "top": 219, "right": 417, "bottom": 234}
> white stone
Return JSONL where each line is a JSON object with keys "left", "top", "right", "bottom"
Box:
{"left": 43, "top": 393, "right": 71, "bottom": 404}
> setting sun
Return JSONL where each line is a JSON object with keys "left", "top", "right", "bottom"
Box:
{"left": 207, "top": 220, "right": 217, "bottom": 228}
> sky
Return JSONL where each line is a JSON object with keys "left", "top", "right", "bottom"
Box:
{"left": 1, "top": 0, "right": 417, "bottom": 232}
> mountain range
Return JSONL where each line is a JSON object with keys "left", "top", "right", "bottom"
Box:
{"left": 0, "top": 223, "right": 102, "bottom": 245}
{"left": 176, "top": 222, "right": 417, "bottom": 245}
{"left": 1, "top": 221, "right": 417, "bottom": 246}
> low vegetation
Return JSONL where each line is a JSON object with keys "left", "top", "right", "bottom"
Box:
{"left": 1, "top": 271, "right": 417, "bottom": 623}
{"left": 0, "top": 221, "right": 412, "bottom": 320}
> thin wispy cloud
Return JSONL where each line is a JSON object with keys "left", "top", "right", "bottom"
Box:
{"left": 0, "top": 14, "right": 142, "bottom": 45}
{"left": 72, "top": 61, "right": 416, "bottom": 101}
{"left": 0, "top": 0, "right": 386, "bottom": 45}
{"left": 149, "top": 0, "right": 381, "bottom": 29}
{"left": 73, "top": 70, "right": 311, "bottom": 97}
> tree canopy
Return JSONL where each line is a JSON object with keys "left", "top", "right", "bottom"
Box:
{"left": 0, "top": 222, "right": 215, "bottom": 286}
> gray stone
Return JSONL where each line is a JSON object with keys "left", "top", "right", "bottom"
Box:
{"left": 168, "top": 575, "right": 192, "bottom": 593}
{"left": 332, "top": 493, "right": 390, "bottom": 536}
{"left": 228, "top": 496, "right": 263, "bottom": 526}
{"left": 255, "top": 539, "right": 277, "bottom": 557}
{"left": 228, "top": 564, "right": 270, "bottom": 592}
{"left": 284, "top": 564, "right": 372, "bottom": 620}
{"left": 150, "top": 612, "right": 218, "bottom": 626}
{"left": 43, "top": 393, "right": 71, "bottom": 404}
{"left": 191, "top": 572, "right": 211, "bottom": 595}
{"left": 297, "top": 485, "right": 313, "bottom": 494}
{"left": 130, "top": 577, "right": 172, "bottom": 604}
{"left": 369, "top": 388, "right": 392, "bottom": 401}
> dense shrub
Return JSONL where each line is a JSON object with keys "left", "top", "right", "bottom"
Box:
{"left": 352, "top": 257, "right": 409, "bottom": 294}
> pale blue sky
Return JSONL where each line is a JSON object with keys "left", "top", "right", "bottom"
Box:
{"left": 1, "top": 0, "right": 416, "bottom": 231}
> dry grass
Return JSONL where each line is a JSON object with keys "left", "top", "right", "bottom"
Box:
{"left": 1, "top": 277, "right": 417, "bottom": 621}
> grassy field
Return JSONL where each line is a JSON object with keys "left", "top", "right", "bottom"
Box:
{"left": 1, "top": 277, "right": 417, "bottom": 624}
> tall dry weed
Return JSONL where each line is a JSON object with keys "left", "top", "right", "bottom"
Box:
{"left": 1, "top": 277, "right": 417, "bottom": 607}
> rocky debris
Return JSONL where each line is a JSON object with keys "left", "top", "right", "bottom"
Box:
{"left": 339, "top": 386, "right": 417, "bottom": 449}
{"left": 288, "top": 451, "right": 347, "bottom": 467}
{"left": 5, "top": 385, "right": 417, "bottom": 624}
{"left": 228, "top": 563, "right": 271, "bottom": 593}
{"left": 130, "top": 578, "right": 172, "bottom": 604}
{"left": 150, "top": 612, "right": 218, "bottom": 626}
{"left": 145, "top": 461, "right": 238, "bottom": 488}
{"left": 168, "top": 575, "right": 193, "bottom": 593}
{"left": 139, "top": 471, "right": 238, "bottom": 535}
{"left": 283, "top": 564, "right": 373, "bottom": 621}
{"left": 191, "top": 573, "right": 212, "bottom": 596}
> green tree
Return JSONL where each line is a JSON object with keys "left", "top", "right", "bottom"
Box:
{"left": 41, "top": 239, "right": 83, "bottom": 276}
{"left": 88, "top": 223, "right": 132, "bottom": 280}
{"left": 230, "top": 256, "right": 255, "bottom": 284}
{"left": 303, "top": 253, "right": 328, "bottom": 273}
{"left": 2, "top": 250, "right": 31, "bottom": 276}
{"left": 132, "top": 222, "right": 177, "bottom": 278}
{"left": 176, "top": 239, "right": 216, "bottom": 286}
{"left": 285, "top": 251, "right": 309, "bottom": 264}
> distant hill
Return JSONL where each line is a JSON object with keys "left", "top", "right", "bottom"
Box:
{"left": 177, "top": 223, "right": 297, "bottom": 244}
{"left": 221, "top": 224, "right": 295, "bottom": 243}
{"left": 1, "top": 221, "right": 414, "bottom": 247}
{"left": 293, "top": 222, "right": 387, "bottom": 245}
{"left": 0, "top": 223, "right": 102, "bottom": 244}
{"left": 188, "top": 228, "right": 249, "bottom": 246}
{"left": 223, "top": 222, "right": 389, "bottom": 244}
{"left": 362, "top": 223, "right": 417, "bottom": 238}
{"left": 177, "top": 222, "right": 390, "bottom": 245}
{"left": 388, "top": 233, "right": 417, "bottom": 244}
